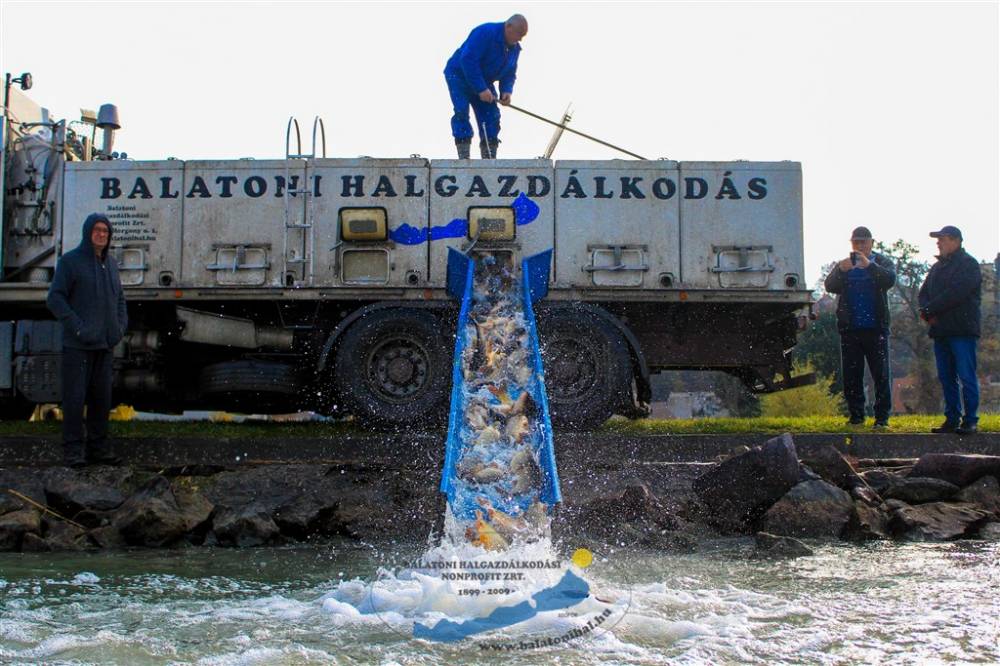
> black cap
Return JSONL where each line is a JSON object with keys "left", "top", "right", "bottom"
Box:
{"left": 929, "top": 225, "right": 963, "bottom": 241}
{"left": 851, "top": 226, "right": 872, "bottom": 240}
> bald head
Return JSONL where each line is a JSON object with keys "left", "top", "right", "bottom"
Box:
{"left": 504, "top": 14, "right": 528, "bottom": 46}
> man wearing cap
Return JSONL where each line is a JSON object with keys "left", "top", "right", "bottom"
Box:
{"left": 824, "top": 227, "right": 897, "bottom": 428}
{"left": 919, "top": 226, "right": 982, "bottom": 435}
{"left": 444, "top": 14, "right": 527, "bottom": 159}
{"left": 47, "top": 213, "right": 128, "bottom": 467}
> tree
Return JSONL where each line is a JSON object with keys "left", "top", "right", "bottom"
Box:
{"left": 794, "top": 310, "right": 843, "bottom": 394}
{"left": 875, "top": 239, "right": 938, "bottom": 413}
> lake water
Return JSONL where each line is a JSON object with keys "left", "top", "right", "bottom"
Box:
{"left": 2, "top": 537, "right": 998, "bottom": 664}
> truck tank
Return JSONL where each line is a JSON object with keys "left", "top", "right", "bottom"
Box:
{"left": 1, "top": 77, "right": 813, "bottom": 428}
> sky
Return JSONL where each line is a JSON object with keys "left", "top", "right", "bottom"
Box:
{"left": 2, "top": 1, "right": 998, "bottom": 285}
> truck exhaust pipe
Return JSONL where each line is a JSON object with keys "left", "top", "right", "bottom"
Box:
{"left": 97, "top": 103, "right": 120, "bottom": 158}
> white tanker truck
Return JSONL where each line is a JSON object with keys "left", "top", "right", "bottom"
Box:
{"left": 1, "top": 74, "right": 813, "bottom": 429}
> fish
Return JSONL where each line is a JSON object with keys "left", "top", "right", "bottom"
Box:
{"left": 505, "top": 414, "right": 531, "bottom": 445}
{"left": 487, "top": 385, "right": 513, "bottom": 405}
{"left": 465, "top": 403, "right": 491, "bottom": 431}
{"left": 468, "top": 509, "right": 510, "bottom": 551}
{"left": 476, "top": 497, "right": 530, "bottom": 539}
{"left": 459, "top": 460, "right": 505, "bottom": 484}
{"left": 508, "top": 391, "right": 536, "bottom": 418}
{"left": 473, "top": 424, "right": 502, "bottom": 447}
{"left": 509, "top": 445, "right": 541, "bottom": 494}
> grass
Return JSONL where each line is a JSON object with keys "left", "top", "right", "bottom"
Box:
{"left": 599, "top": 414, "right": 1000, "bottom": 435}
{"left": 1, "top": 413, "right": 997, "bottom": 438}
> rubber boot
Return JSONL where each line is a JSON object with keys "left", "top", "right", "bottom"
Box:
{"left": 479, "top": 139, "right": 500, "bottom": 159}
{"left": 455, "top": 138, "right": 471, "bottom": 159}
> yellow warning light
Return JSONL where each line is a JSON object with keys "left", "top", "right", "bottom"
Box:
{"left": 468, "top": 206, "right": 515, "bottom": 241}
{"left": 340, "top": 207, "right": 388, "bottom": 242}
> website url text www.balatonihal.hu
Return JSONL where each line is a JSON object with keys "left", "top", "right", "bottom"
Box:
{"left": 477, "top": 609, "right": 613, "bottom": 651}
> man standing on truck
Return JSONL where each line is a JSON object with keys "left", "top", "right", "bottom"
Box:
{"left": 445, "top": 14, "right": 527, "bottom": 159}
{"left": 46, "top": 213, "right": 127, "bottom": 467}
{"left": 919, "top": 226, "right": 982, "bottom": 435}
{"left": 824, "top": 227, "right": 897, "bottom": 429}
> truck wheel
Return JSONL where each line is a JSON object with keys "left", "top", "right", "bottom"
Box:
{"left": 538, "top": 308, "right": 632, "bottom": 430}
{"left": 332, "top": 308, "right": 450, "bottom": 429}
{"left": 199, "top": 360, "right": 302, "bottom": 411}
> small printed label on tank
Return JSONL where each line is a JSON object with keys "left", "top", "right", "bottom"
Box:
{"left": 104, "top": 204, "right": 158, "bottom": 242}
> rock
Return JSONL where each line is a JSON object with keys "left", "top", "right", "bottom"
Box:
{"left": 850, "top": 485, "right": 882, "bottom": 506}
{"left": 113, "top": 477, "right": 189, "bottom": 547}
{"left": 799, "top": 446, "right": 867, "bottom": 490}
{"left": 883, "top": 477, "right": 960, "bottom": 504}
{"left": 212, "top": 504, "right": 280, "bottom": 547}
{"left": 41, "top": 519, "right": 89, "bottom": 551}
{"left": 890, "top": 502, "right": 989, "bottom": 541}
{"left": 692, "top": 433, "right": 800, "bottom": 533}
{"left": 753, "top": 531, "right": 813, "bottom": 558}
{"left": 955, "top": 476, "right": 1000, "bottom": 518}
{"left": 862, "top": 469, "right": 905, "bottom": 494}
{"left": 21, "top": 532, "right": 51, "bottom": 552}
{"left": 0, "top": 468, "right": 46, "bottom": 515}
{"left": 798, "top": 464, "right": 822, "bottom": 482}
{"left": 89, "top": 525, "right": 126, "bottom": 549}
{"left": 577, "top": 482, "right": 677, "bottom": 545}
{"left": 273, "top": 496, "right": 328, "bottom": 539}
{"left": 173, "top": 485, "right": 214, "bottom": 533}
{"left": 843, "top": 501, "right": 892, "bottom": 540}
{"left": 0, "top": 508, "right": 42, "bottom": 550}
{"left": 760, "top": 480, "right": 855, "bottom": 538}
{"left": 976, "top": 522, "right": 1000, "bottom": 540}
{"left": 883, "top": 498, "right": 910, "bottom": 512}
{"left": 909, "top": 454, "right": 1000, "bottom": 487}
{"left": 43, "top": 468, "right": 125, "bottom": 515}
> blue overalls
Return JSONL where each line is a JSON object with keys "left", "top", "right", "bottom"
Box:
{"left": 444, "top": 22, "right": 521, "bottom": 142}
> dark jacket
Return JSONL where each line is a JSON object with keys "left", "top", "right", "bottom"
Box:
{"left": 444, "top": 22, "right": 521, "bottom": 95}
{"left": 47, "top": 213, "right": 127, "bottom": 350}
{"left": 823, "top": 251, "right": 897, "bottom": 332}
{"left": 918, "top": 247, "right": 982, "bottom": 338}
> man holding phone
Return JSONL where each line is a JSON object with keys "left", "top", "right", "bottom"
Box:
{"left": 824, "top": 227, "right": 897, "bottom": 428}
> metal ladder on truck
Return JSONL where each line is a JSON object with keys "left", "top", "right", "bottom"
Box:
{"left": 282, "top": 116, "right": 326, "bottom": 287}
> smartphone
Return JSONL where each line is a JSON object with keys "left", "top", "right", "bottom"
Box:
{"left": 850, "top": 252, "right": 858, "bottom": 266}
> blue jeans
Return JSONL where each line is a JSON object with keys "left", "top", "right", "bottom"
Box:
{"left": 933, "top": 336, "right": 979, "bottom": 426}
{"left": 446, "top": 74, "right": 500, "bottom": 142}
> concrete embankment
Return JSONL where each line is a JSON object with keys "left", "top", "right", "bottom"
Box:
{"left": 1, "top": 432, "right": 998, "bottom": 554}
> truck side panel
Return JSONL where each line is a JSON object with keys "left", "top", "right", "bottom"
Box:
{"left": 308, "top": 158, "right": 429, "bottom": 288}
{"left": 179, "top": 160, "right": 305, "bottom": 288}
{"left": 63, "top": 161, "right": 184, "bottom": 287}
{"left": 679, "top": 161, "right": 804, "bottom": 290}
{"left": 554, "top": 160, "right": 681, "bottom": 289}
{"left": 427, "top": 159, "right": 555, "bottom": 285}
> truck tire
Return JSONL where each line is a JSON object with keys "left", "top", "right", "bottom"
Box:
{"left": 199, "top": 360, "right": 302, "bottom": 410}
{"left": 332, "top": 308, "right": 450, "bottom": 429}
{"left": 538, "top": 308, "right": 632, "bottom": 430}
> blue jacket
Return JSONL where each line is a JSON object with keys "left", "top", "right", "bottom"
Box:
{"left": 445, "top": 22, "right": 520, "bottom": 95}
{"left": 823, "top": 252, "right": 897, "bottom": 332}
{"left": 47, "top": 213, "right": 128, "bottom": 350}
{"left": 919, "top": 247, "right": 982, "bottom": 338}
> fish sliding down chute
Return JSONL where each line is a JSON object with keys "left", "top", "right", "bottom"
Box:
{"left": 441, "top": 247, "right": 561, "bottom": 550}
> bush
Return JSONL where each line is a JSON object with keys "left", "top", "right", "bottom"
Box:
{"left": 760, "top": 363, "right": 845, "bottom": 417}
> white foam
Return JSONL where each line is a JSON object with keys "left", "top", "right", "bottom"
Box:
{"left": 71, "top": 572, "right": 100, "bottom": 585}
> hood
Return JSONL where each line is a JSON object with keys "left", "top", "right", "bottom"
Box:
{"left": 79, "top": 212, "right": 114, "bottom": 260}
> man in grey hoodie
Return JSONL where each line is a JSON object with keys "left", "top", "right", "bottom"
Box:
{"left": 47, "top": 213, "right": 127, "bottom": 467}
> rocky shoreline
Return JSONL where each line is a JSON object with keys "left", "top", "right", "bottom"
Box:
{"left": 1, "top": 434, "right": 999, "bottom": 555}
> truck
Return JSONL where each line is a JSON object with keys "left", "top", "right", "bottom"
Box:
{"left": 1, "top": 73, "right": 813, "bottom": 429}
